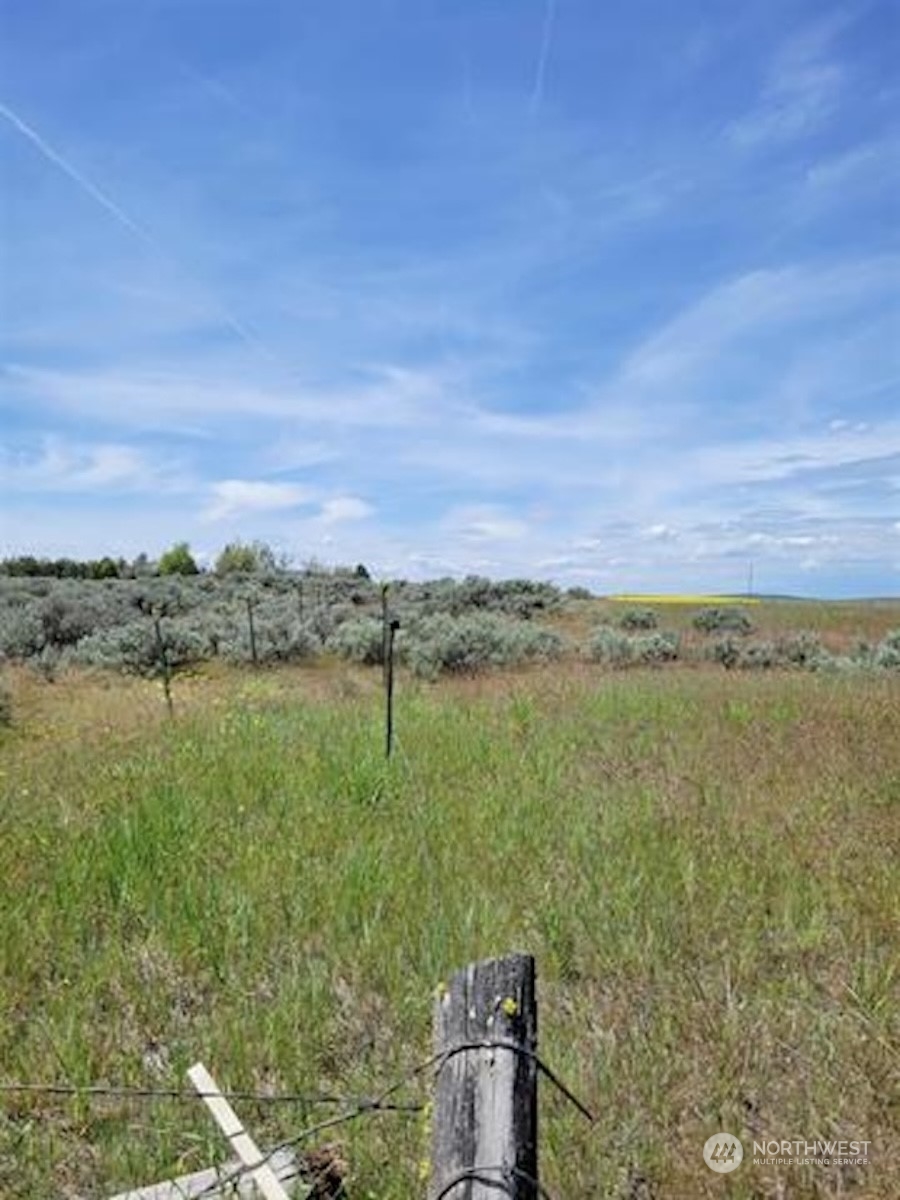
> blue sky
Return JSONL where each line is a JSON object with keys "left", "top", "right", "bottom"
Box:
{"left": 1, "top": 0, "right": 897, "bottom": 595}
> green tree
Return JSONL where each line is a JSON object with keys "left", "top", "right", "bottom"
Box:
{"left": 90, "top": 556, "right": 120, "bottom": 580}
{"left": 158, "top": 542, "right": 199, "bottom": 576}
{"left": 214, "top": 540, "right": 277, "bottom": 575}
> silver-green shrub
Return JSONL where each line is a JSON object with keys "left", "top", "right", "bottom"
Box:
{"left": 693, "top": 606, "right": 754, "bottom": 635}
{"left": 327, "top": 618, "right": 385, "bottom": 665}
{"left": 737, "top": 641, "right": 781, "bottom": 669}
{"left": 778, "top": 631, "right": 825, "bottom": 668}
{"left": 588, "top": 628, "right": 678, "bottom": 666}
{"left": 587, "top": 627, "right": 635, "bottom": 666}
{"left": 220, "top": 604, "right": 321, "bottom": 665}
{"left": 0, "top": 607, "right": 46, "bottom": 658}
{"left": 72, "top": 620, "right": 210, "bottom": 675}
{"left": 632, "top": 631, "right": 679, "bottom": 663}
{"left": 406, "top": 613, "right": 564, "bottom": 679}
{"left": 874, "top": 630, "right": 900, "bottom": 669}
{"left": 710, "top": 637, "right": 740, "bottom": 669}
{"left": 619, "top": 607, "right": 658, "bottom": 631}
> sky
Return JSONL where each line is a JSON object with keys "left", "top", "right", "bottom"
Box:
{"left": 0, "top": 0, "right": 898, "bottom": 596}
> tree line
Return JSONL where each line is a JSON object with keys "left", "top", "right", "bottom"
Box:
{"left": 0, "top": 541, "right": 368, "bottom": 580}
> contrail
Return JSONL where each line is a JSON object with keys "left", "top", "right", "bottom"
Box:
{"left": 0, "top": 98, "right": 274, "bottom": 360}
{"left": 0, "top": 98, "right": 155, "bottom": 246}
{"left": 530, "top": 0, "right": 557, "bottom": 115}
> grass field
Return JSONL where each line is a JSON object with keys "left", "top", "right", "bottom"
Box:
{"left": 1, "top": 601, "right": 898, "bottom": 1197}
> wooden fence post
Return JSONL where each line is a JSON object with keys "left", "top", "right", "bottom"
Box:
{"left": 430, "top": 954, "right": 538, "bottom": 1199}
{"left": 153, "top": 617, "right": 173, "bottom": 717}
{"left": 246, "top": 598, "right": 258, "bottom": 667}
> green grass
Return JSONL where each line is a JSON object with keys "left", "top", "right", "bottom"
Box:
{"left": 1, "top": 664, "right": 898, "bottom": 1197}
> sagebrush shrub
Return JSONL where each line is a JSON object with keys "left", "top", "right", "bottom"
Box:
{"left": 0, "top": 607, "right": 46, "bottom": 659}
{"left": 588, "top": 628, "right": 678, "bottom": 666}
{"left": 874, "top": 630, "right": 900, "bottom": 669}
{"left": 37, "top": 591, "right": 120, "bottom": 647}
{"left": 737, "top": 641, "right": 780, "bottom": 669}
{"left": 72, "top": 619, "right": 210, "bottom": 675}
{"left": 711, "top": 637, "right": 740, "bottom": 669}
{"left": 0, "top": 676, "right": 11, "bottom": 727}
{"left": 327, "top": 618, "right": 385, "bottom": 665}
{"left": 587, "top": 627, "right": 634, "bottom": 666}
{"left": 406, "top": 613, "right": 564, "bottom": 679}
{"left": 619, "top": 607, "right": 658, "bottom": 631}
{"left": 221, "top": 607, "right": 320, "bottom": 665}
{"left": 693, "top": 606, "right": 754, "bottom": 635}
{"left": 414, "top": 576, "right": 561, "bottom": 620}
{"left": 632, "top": 631, "right": 679, "bottom": 663}
{"left": 778, "top": 631, "right": 824, "bottom": 668}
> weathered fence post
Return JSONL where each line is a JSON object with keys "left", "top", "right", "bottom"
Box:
{"left": 153, "top": 617, "right": 173, "bottom": 717}
{"left": 246, "top": 598, "right": 258, "bottom": 667}
{"left": 430, "top": 954, "right": 538, "bottom": 1199}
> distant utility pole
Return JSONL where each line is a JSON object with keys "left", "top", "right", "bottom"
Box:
{"left": 747, "top": 561, "right": 755, "bottom": 597}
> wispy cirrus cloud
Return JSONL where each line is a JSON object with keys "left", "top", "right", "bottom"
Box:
{"left": 0, "top": 435, "right": 181, "bottom": 493}
{"left": 726, "top": 13, "right": 852, "bottom": 148}
{"left": 3, "top": 361, "right": 450, "bottom": 431}
{"left": 529, "top": 0, "right": 558, "bottom": 115}
{"left": 619, "top": 255, "right": 899, "bottom": 392}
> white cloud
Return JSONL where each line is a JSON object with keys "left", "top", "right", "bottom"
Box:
{"left": 642, "top": 523, "right": 677, "bottom": 541}
{"left": 204, "top": 479, "right": 317, "bottom": 520}
{"left": 319, "top": 496, "right": 374, "bottom": 524}
{"left": 444, "top": 506, "right": 530, "bottom": 543}
{"left": 684, "top": 420, "right": 900, "bottom": 490}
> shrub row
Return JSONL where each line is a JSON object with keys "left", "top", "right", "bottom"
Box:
{"left": 709, "top": 630, "right": 900, "bottom": 672}
{"left": 328, "top": 613, "right": 566, "bottom": 679}
{"left": 3, "top": 576, "right": 898, "bottom": 680}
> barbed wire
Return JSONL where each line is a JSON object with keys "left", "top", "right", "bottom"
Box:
{"left": 2, "top": 1038, "right": 591, "bottom": 1198}
{"left": 434, "top": 1164, "right": 556, "bottom": 1199}
{"left": 0, "top": 1080, "right": 422, "bottom": 1111}
{"left": 430, "top": 1039, "right": 595, "bottom": 1123}
{"left": 193, "top": 1038, "right": 592, "bottom": 1198}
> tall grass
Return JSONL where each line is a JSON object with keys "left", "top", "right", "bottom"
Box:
{"left": 0, "top": 665, "right": 897, "bottom": 1197}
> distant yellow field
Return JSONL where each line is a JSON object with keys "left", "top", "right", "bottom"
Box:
{"left": 608, "top": 594, "right": 761, "bottom": 605}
